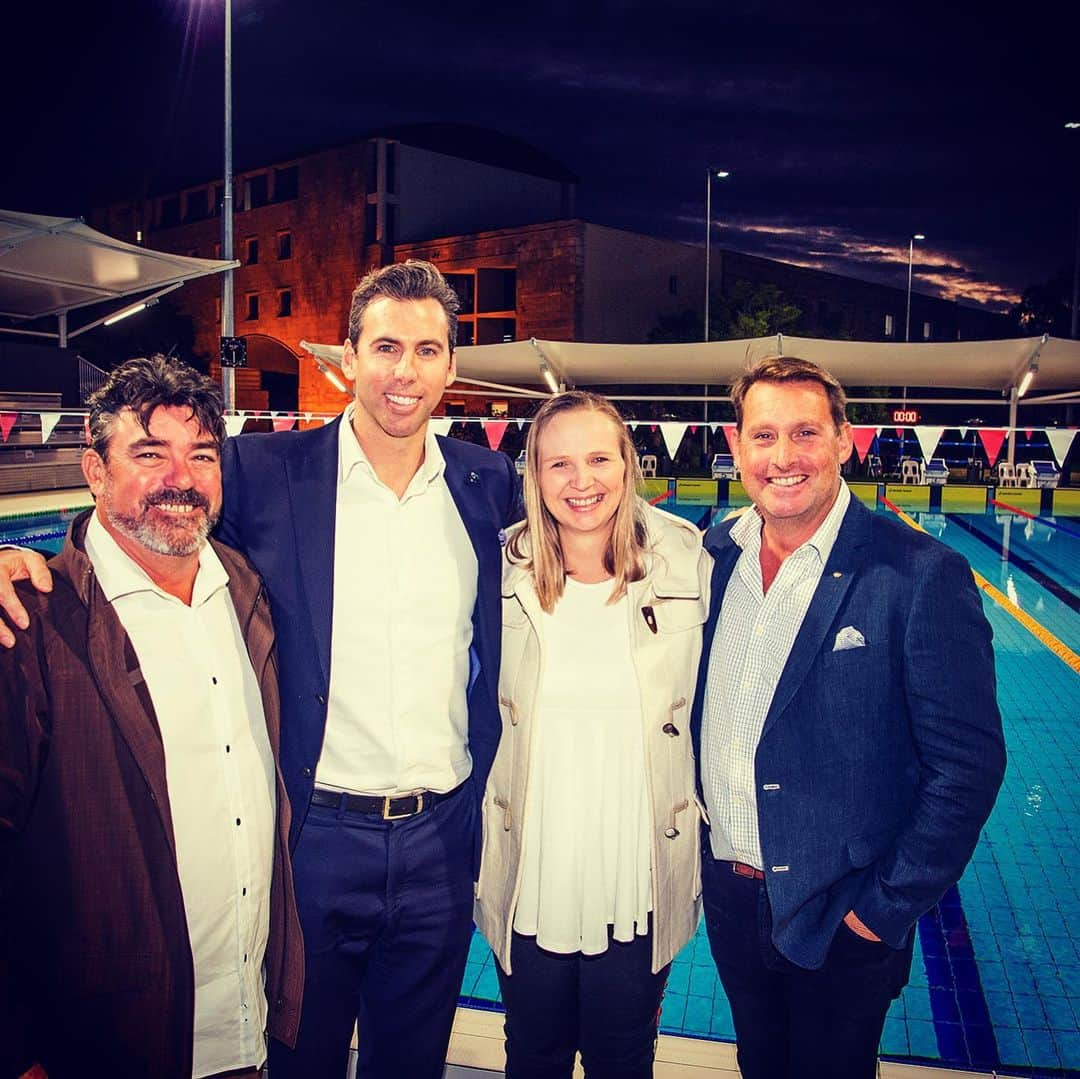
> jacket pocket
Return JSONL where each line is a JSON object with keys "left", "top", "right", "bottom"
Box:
{"left": 650, "top": 595, "right": 707, "bottom": 633}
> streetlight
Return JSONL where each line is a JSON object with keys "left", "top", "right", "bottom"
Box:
{"left": 1067, "top": 122, "right": 1080, "bottom": 340}
{"left": 704, "top": 168, "right": 730, "bottom": 342}
{"left": 220, "top": 0, "right": 236, "bottom": 412}
{"left": 904, "top": 233, "right": 925, "bottom": 343}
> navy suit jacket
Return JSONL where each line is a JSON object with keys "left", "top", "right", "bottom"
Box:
{"left": 216, "top": 417, "right": 519, "bottom": 863}
{"left": 691, "top": 494, "right": 1006, "bottom": 969}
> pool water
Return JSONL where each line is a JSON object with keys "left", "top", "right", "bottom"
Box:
{"left": 7, "top": 501, "right": 1079, "bottom": 1076}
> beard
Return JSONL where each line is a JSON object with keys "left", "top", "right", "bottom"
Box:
{"left": 103, "top": 484, "right": 220, "bottom": 557}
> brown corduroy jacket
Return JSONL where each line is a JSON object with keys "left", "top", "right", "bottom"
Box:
{"left": 0, "top": 511, "right": 304, "bottom": 1079}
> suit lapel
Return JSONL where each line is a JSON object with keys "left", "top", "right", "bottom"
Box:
{"left": 442, "top": 439, "right": 502, "bottom": 692}
{"left": 83, "top": 588, "right": 177, "bottom": 851}
{"left": 284, "top": 419, "right": 340, "bottom": 688}
{"left": 760, "top": 498, "right": 870, "bottom": 737}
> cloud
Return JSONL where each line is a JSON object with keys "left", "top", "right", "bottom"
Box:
{"left": 682, "top": 215, "right": 1022, "bottom": 311}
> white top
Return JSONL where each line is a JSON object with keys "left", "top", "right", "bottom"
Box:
{"left": 701, "top": 483, "right": 850, "bottom": 867}
{"left": 513, "top": 578, "right": 652, "bottom": 954}
{"left": 84, "top": 512, "right": 276, "bottom": 1079}
{"left": 316, "top": 407, "right": 479, "bottom": 796}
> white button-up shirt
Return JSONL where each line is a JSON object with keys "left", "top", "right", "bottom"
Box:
{"left": 315, "top": 408, "right": 478, "bottom": 796}
{"left": 701, "top": 483, "right": 849, "bottom": 868}
{"left": 84, "top": 512, "right": 276, "bottom": 1079}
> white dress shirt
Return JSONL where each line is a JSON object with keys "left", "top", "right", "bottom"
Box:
{"left": 512, "top": 579, "right": 652, "bottom": 955}
{"left": 84, "top": 512, "right": 276, "bottom": 1079}
{"left": 701, "top": 483, "right": 850, "bottom": 868}
{"left": 315, "top": 407, "right": 478, "bottom": 796}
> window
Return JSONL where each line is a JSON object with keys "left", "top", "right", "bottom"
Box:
{"left": 445, "top": 268, "right": 517, "bottom": 347}
{"left": 159, "top": 195, "right": 180, "bottom": 228}
{"left": 923, "top": 321, "right": 932, "bottom": 341}
{"left": 277, "top": 231, "right": 292, "bottom": 260}
{"left": 884, "top": 313, "right": 895, "bottom": 337}
{"left": 273, "top": 165, "right": 299, "bottom": 202}
{"left": 184, "top": 189, "right": 208, "bottom": 223}
{"left": 246, "top": 174, "right": 268, "bottom": 209}
{"left": 246, "top": 237, "right": 259, "bottom": 265}
{"left": 277, "top": 289, "right": 292, "bottom": 317}
{"left": 245, "top": 293, "right": 259, "bottom": 320}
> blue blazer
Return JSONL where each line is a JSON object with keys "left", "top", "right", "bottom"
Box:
{"left": 691, "top": 495, "right": 1006, "bottom": 969}
{"left": 216, "top": 417, "right": 519, "bottom": 862}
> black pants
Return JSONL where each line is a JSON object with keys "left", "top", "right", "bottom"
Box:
{"left": 701, "top": 847, "right": 914, "bottom": 1079}
{"left": 267, "top": 786, "right": 476, "bottom": 1079}
{"left": 495, "top": 923, "right": 669, "bottom": 1079}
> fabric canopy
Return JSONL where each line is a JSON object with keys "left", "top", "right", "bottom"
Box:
{"left": 0, "top": 209, "right": 238, "bottom": 322}
{"left": 301, "top": 333, "right": 1079, "bottom": 395}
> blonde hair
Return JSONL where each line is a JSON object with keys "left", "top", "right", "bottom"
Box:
{"left": 509, "top": 391, "right": 647, "bottom": 613}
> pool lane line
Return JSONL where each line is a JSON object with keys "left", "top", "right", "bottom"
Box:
{"left": 879, "top": 497, "right": 1080, "bottom": 676}
{"left": 947, "top": 514, "right": 1080, "bottom": 613}
{"left": 990, "top": 498, "right": 1080, "bottom": 540}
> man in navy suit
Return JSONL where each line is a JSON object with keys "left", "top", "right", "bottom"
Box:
{"left": 0, "top": 260, "right": 518, "bottom": 1078}
{"left": 220, "top": 260, "right": 518, "bottom": 1078}
{"left": 691, "top": 356, "right": 1005, "bottom": 1079}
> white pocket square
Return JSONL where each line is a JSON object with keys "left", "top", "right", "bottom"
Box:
{"left": 832, "top": 626, "right": 866, "bottom": 651}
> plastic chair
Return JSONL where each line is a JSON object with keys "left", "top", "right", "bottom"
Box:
{"left": 1014, "top": 463, "right": 1034, "bottom": 488}
{"left": 866, "top": 454, "right": 882, "bottom": 479}
{"left": 710, "top": 453, "right": 738, "bottom": 480}
{"left": 639, "top": 454, "right": 658, "bottom": 479}
{"left": 996, "top": 462, "right": 1016, "bottom": 488}
{"left": 924, "top": 458, "right": 949, "bottom": 486}
{"left": 900, "top": 458, "right": 923, "bottom": 485}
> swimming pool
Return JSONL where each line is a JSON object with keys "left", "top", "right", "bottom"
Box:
{"left": 6, "top": 499, "right": 1079, "bottom": 1076}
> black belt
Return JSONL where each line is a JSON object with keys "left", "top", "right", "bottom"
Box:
{"left": 310, "top": 782, "right": 465, "bottom": 821}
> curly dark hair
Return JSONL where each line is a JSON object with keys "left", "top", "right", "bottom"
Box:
{"left": 87, "top": 354, "right": 225, "bottom": 461}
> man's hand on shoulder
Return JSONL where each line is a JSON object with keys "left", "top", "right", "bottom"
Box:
{"left": 0, "top": 548, "right": 53, "bottom": 649}
{"left": 843, "top": 910, "right": 882, "bottom": 942}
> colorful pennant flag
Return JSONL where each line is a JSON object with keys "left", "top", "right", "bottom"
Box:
{"left": 0, "top": 413, "right": 17, "bottom": 443}
{"left": 484, "top": 420, "right": 509, "bottom": 452}
{"left": 1046, "top": 429, "right": 1077, "bottom": 469}
{"left": 657, "top": 422, "right": 688, "bottom": 459}
{"left": 272, "top": 413, "right": 297, "bottom": 432}
{"left": 224, "top": 413, "right": 248, "bottom": 438}
{"left": 914, "top": 426, "right": 945, "bottom": 463}
{"left": 851, "top": 426, "right": 878, "bottom": 464}
{"left": 39, "top": 412, "right": 62, "bottom": 443}
{"left": 977, "top": 429, "right": 1007, "bottom": 465}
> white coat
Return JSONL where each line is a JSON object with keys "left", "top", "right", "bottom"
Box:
{"left": 474, "top": 501, "right": 712, "bottom": 974}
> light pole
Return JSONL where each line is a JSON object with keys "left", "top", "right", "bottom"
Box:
{"left": 704, "top": 168, "right": 730, "bottom": 342}
{"left": 1068, "top": 122, "right": 1079, "bottom": 339}
{"left": 904, "top": 233, "right": 925, "bottom": 343}
{"left": 220, "top": 0, "right": 235, "bottom": 412}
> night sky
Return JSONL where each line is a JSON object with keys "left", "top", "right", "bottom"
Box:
{"left": 5, "top": 0, "right": 1077, "bottom": 313}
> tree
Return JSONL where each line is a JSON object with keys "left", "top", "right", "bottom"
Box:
{"left": 647, "top": 280, "right": 803, "bottom": 343}
{"left": 1008, "top": 267, "right": 1073, "bottom": 337}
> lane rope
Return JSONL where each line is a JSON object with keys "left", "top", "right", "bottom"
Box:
{"left": 989, "top": 498, "right": 1080, "bottom": 540}
{"left": 879, "top": 497, "right": 1080, "bottom": 675}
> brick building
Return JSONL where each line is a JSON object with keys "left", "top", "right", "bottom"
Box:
{"left": 89, "top": 124, "right": 1009, "bottom": 416}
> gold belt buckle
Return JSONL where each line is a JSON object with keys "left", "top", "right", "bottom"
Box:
{"left": 382, "top": 793, "right": 423, "bottom": 820}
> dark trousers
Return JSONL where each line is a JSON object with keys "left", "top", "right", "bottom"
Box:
{"left": 495, "top": 923, "right": 669, "bottom": 1079}
{"left": 267, "top": 785, "right": 476, "bottom": 1079}
{"left": 701, "top": 847, "right": 914, "bottom": 1079}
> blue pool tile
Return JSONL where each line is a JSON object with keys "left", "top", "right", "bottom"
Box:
{"left": 929, "top": 987, "right": 961, "bottom": 1024}
{"left": 666, "top": 963, "right": 690, "bottom": 995}
{"left": 1014, "top": 993, "right": 1049, "bottom": 1029}
{"left": 682, "top": 996, "right": 712, "bottom": 1035}
{"left": 688, "top": 963, "right": 718, "bottom": 997}
{"left": 935, "top": 1021, "right": 969, "bottom": 1064}
{"left": 907, "top": 1018, "right": 939, "bottom": 1059}
{"left": 881, "top": 1018, "right": 909, "bottom": 1055}
{"left": 1021, "top": 1027, "right": 1062, "bottom": 1068}
{"left": 995, "top": 1025, "right": 1029, "bottom": 1066}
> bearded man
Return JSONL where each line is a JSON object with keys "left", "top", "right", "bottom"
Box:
{"left": 0, "top": 355, "right": 303, "bottom": 1079}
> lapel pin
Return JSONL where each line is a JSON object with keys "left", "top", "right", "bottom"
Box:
{"left": 466, "top": 471, "right": 479, "bottom": 486}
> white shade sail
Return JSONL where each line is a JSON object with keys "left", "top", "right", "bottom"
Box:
{"left": 0, "top": 209, "right": 238, "bottom": 322}
{"left": 302, "top": 333, "right": 1080, "bottom": 395}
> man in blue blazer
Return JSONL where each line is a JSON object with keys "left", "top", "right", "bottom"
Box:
{"left": 217, "top": 261, "right": 518, "bottom": 1078}
{"left": 691, "top": 357, "right": 1005, "bottom": 1079}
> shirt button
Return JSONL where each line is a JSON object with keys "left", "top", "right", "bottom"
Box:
{"left": 302, "top": 766, "right": 313, "bottom": 777}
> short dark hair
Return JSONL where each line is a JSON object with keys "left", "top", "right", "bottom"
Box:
{"left": 346, "top": 259, "right": 460, "bottom": 350}
{"left": 87, "top": 355, "right": 225, "bottom": 461}
{"left": 730, "top": 356, "right": 848, "bottom": 432}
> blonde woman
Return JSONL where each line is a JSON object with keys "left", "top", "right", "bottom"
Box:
{"left": 474, "top": 391, "right": 711, "bottom": 1078}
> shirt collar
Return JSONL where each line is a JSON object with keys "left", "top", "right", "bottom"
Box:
{"left": 338, "top": 403, "right": 446, "bottom": 494}
{"left": 83, "top": 509, "right": 229, "bottom": 607}
{"left": 731, "top": 480, "right": 851, "bottom": 566}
